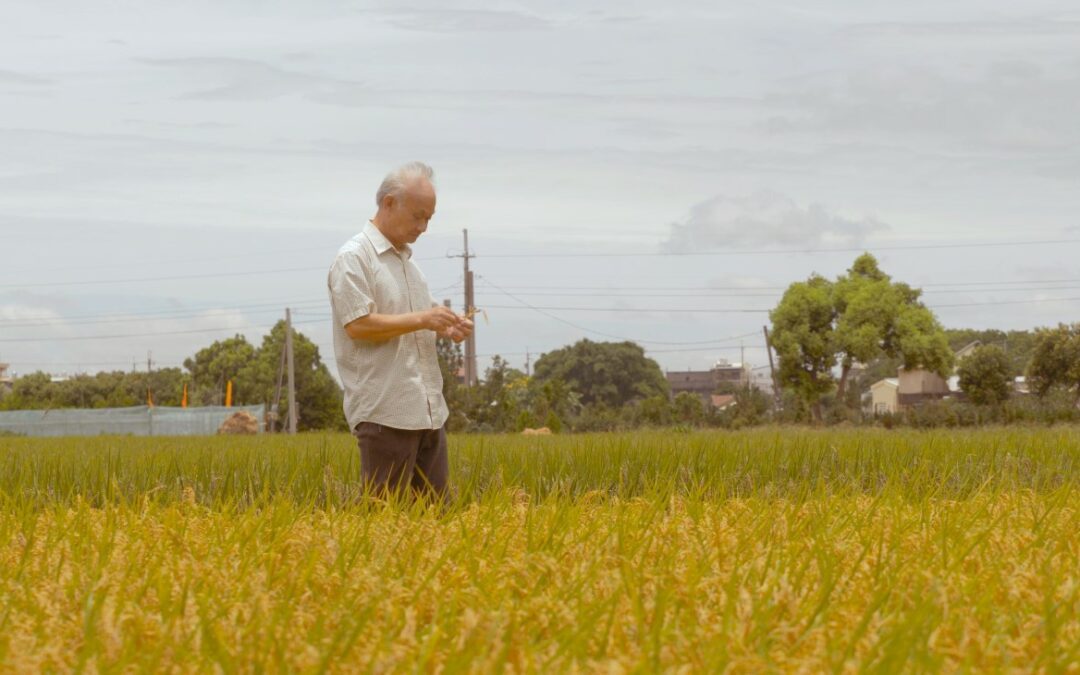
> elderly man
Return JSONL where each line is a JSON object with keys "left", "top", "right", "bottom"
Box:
{"left": 327, "top": 161, "right": 472, "bottom": 502}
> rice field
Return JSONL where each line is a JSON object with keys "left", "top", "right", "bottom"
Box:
{"left": 1, "top": 428, "right": 1078, "bottom": 672}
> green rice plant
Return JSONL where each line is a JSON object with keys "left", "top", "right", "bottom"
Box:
{"left": 1, "top": 426, "right": 1077, "bottom": 507}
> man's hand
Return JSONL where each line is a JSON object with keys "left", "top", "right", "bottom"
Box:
{"left": 346, "top": 307, "right": 474, "bottom": 342}
{"left": 445, "top": 317, "right": 474, "bottom": 343}
{"left": 421, "top": 306, "right": 463, "bottom": 333}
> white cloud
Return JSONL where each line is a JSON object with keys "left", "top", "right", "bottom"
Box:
{"left": 136, "top": 57, "right": 362, "bottom": 102}
{"left": 0, "top": 69, "right": 51, "bottom": 86}
{"left": 760, "top": 61, "right": 1080, "bottom": 153}
{"left": 365, "top": 9, "right": 552, "bottom": 32}
{"left": 0, "top": 304, "right": 61, "bottom": 321}
{"left": 846, "top": 17, "right": 1080, "bottom": 37}
{"left": 661, "top": 191, "right": 889, "bottom": 252}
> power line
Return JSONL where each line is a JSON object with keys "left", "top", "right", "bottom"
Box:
{"left": 0, "top": 300, "right": 328, "bottom": 328}
{"left": 478, "top": 295, "right": 1080, "bottom": 314}
{"left": 473, "top": 284, "right": 1080, "bottom": 299}
{"left": 1, "top": 243, "right": 337, "bottom": 276}
{"left": 0, "top": 318, "right": 326, "bottom": 343}
{"left": 932, "top": 295, "right": 1080, "bottom": 309}
{"left": 6, "top": 236, "right": 1078, "bottom": 289}
{"left": 0, "top": 297, "right": 324, "bottom": 324}
{"left": 467, "top": 237, "right": 1080, "bottom": 259}
{"left": 1, "top": 266, "right": 330, "bottom": 289}
{"left": 451, "top": 277, "right": 1080, "bottom": 290}
{"left": 3, "top": 359, "right": 187, "bottom": 367}
{"left": 1, "top": 257, "right": 451, "bottom": 289}
{"left": 476, "top": 274, "right": 761, "bottom": 345}
{"left": 481, "top": 304, "right": 770, "bottom": 314}
{"left": 4, "top": 278, "right": 1075, "bottom": 330}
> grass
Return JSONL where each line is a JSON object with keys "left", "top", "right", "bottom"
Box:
{"left": 0, "top": 427, "right": 1078, "bottom": 671}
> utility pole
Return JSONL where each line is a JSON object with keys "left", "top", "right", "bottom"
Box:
{"left": 740, "top": 341, "right": 746, "bottom": 389}
{"left": 285, "top": 307, "right": 298, "bottom": 434}
{"left": 763, "top": 326, "right": 782, "bottom": 410}
{"left": 270, "top": 341, "right": 286, "bottom": 433}
{"left": 525, "top": 347, "right": 531, "bottom": 377}
{"left": 146, "top": 350, "right": 153, "bottom": 408}
{"left": 450, "top": 229, "right": 478, "bottom": 387}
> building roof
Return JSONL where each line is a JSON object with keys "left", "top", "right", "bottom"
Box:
{"left": 710, "top": 394, "right": 737, "bottom": 409}
{"left": 871, "top": 378, "right": 899, "bottom": 390}
{"left": 955, "top": 340, "right": 982, "bottom": 359}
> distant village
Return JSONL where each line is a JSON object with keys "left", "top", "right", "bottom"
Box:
{"left": 664, "top": 340, "right": 1029, "bottom": 416}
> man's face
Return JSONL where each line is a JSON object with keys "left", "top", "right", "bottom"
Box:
{"left": 384, "top": 179, "right": 436, "bottom": 249}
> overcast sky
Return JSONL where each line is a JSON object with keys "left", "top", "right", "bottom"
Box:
{"left": 3, "top": 0, "right": 1080, "bottom": 382}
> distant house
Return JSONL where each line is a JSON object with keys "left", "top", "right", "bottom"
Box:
{"left": 0, "top": 363, "right": 11, "bottom": 393}
{"left": 667, "top": 369, "right": 716, "bottom": 400}
{"left": 1013, "top": 376, "right": 1030, "bottom": 394}
{"left": 896, "top": 368, "right": 951, "bottom": 408}
{"left": 870, "top": 378, "right": 899, "bottom": 415}
{"left": 710, "top": 394, "right": 737, "bottom": 411}
{"left": 749, "top": 369, "right": 774, "bottom": 395}
{"left": 954, "top": 340, "right": 982, "bottom": 361}
{"left": 866, "top": 341, "right": 982, "bottom": 415}
{"left": 666, "top": 359, "right": 750, "bottom": 404}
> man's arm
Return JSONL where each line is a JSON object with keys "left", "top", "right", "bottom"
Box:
{"left": 345, "top": 306, "right": 467, "bottom": 342}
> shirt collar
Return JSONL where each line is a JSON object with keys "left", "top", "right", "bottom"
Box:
{"left": 363, "top": 220, "right": 412, "bottom": 259}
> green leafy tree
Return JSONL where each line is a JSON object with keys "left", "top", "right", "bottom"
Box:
{"left": 0, "top": 372, "right": 56, "bottom": 410}
{"left": 527, "top": 377, "right": 582, "bottom": 425}
{"left": 1028, "top": 323, "right": 1080, "bottom": 403}
{"left": 0, "top": 369, "right": 185, "bottom": 410}
{"left": 632, "top": 394, "right": 673, "bottom": 427}
{"left": 434, "top": 334, "right": 481, "bottom": 431}
{"left": 834, "top": 254, "right": 952, "bottom": 398}
{"left": 957, "top": 345, "right": 1012, "bottom": 406}
{"left": 532, "top": 339, "right": 668, "bottom": 408}
{"left": 769, "top": 275, "right": 837, "bottom": 422}
{"left": 457, "top": 356, "right": 528, "bottom": 432}
{"left": 945, "top": 328, "right": 1035, "bottom": 377}
{"left": 183, "top": 335, "right": 257, "bottom": 406}
{"left": 241, "top": 321, "right": 346, "bottom": 432}
{"left": 672, "top": 391, "right": 705, "bottom": 426}
{"left": 770, "top": 254, "right": 953, "bottom": 422}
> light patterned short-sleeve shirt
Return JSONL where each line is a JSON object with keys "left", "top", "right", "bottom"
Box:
{"left": 327, "top": 221, "right": 448, "bottom": 431}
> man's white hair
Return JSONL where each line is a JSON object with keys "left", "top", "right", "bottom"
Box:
{"left": 376, "top": 161, "right": 435, "bottom": 206}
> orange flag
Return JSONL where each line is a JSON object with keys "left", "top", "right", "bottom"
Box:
{"left": 181, "top": 382, "right": 188, "bottom": 408}
{"left": 225, "top": 380, "right": 233, "bottom": 408}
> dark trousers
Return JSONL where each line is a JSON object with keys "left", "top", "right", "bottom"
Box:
{"left": 352, "top": 421, "right": 450, "bottom": 501}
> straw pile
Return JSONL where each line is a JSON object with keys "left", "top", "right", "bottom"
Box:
{"left": 218, "top": 411, "right": 259, "bottom": 435}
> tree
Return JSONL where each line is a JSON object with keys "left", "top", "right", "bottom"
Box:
{"left": 0, "top": 372, "right": 56, "bottom": 410}
{"left": 945, "top": 328, "right": 1035, "bottom": 377}
{"left": 532, "top": 339, "right": 668, "bottom": 408}
{"left": 770, "top": 254, "right": 953, "bottom": 422}
{"left": 1028, "top": 323, "right": 1080, "bottom": 403}
{"left": 435, "top": 334, "right": 469, "bottom": 431}
{"left": 769, "top": 275, "right": 837, "bottom": 422}
{"left": 527, "top": 377, "right": 582, "bottom": 425}
{"left": 241, "top": 321, "right": 346, "bottom": 432}
{"left": 632, "top": 394, "right": 673, "bottom": 427}
{"left": 834, "top": 254, "right": 952, "bottom": 398}
{"left": 672, "top": 392, "right": 705, "bottom": 426}
{"left": 0, "top": 369, "right": 185, "bottom": 411}
{"left": 957, "top": 345, "right": 1011, "bottom": 405}
{"left": 183, "top": 335, "right": 258, "bottom": 406}
{"left": 454, "top": 356, "right": 528, "bottom": 432}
